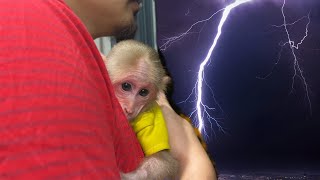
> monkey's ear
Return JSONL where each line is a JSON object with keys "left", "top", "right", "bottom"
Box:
{"left": 162, "top": 76, "right": 171, "bottom": 87}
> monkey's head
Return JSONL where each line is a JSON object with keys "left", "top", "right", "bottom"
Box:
{"left": 104, "top": 40, "right": 166, "bottom": 121}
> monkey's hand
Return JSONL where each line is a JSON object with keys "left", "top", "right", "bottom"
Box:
{"left": 120, "top": 151, "right": 178, "bottom": 180}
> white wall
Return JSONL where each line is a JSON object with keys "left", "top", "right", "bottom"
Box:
{"left": 94, "top": 37, "right": 112, "bottom": 55}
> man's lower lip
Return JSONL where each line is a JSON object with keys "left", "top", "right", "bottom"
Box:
{"left": 133, "top": 0, "right": 142, "bottom": 8}
{"left": 132, "top": 4, "right": 140, "bottom": 14}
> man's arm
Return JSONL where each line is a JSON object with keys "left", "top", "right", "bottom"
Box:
{"left": 157, "top": 92, "right": 217, "bottom": 180}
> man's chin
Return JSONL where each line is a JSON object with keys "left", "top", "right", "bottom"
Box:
{"left": 115, "top": 24, "right": 137, "bottom": 41}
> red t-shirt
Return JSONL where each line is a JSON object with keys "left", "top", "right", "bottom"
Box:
{"left": 0, "top": 0, "right": 143, "bottom": 179}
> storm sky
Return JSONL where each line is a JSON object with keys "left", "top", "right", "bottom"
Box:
{"left": 155, "top": 0, "right": 320, "bottom": 172}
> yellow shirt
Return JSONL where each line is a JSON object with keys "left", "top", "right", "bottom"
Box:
{"left": 130, "top": 103, "right": 170, "bottom": 156}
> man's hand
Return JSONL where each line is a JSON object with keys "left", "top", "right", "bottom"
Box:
{"left": 157, "top": 90, "right": 217, "bottom": 180}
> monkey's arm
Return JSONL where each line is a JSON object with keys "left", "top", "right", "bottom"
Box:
{"left": 121, "top": 150, "right": 178, "bottom": 180}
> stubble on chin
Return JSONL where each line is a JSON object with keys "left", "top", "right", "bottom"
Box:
{"left": 115, "top": 22, "right": 137, "bottom": 41}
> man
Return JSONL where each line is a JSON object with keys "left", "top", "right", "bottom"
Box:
{"left": 0, "top": 0, "right": 216, "bottom": 179}
{"left": 64, "top": 0, "right": 140, "bottom": 40}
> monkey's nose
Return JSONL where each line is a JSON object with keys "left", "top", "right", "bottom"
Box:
{"left": 124, "top": 108, "right": 135, "bottom": 121}
{"left": 124, "top": 107, "right": 133, "bottom": 114}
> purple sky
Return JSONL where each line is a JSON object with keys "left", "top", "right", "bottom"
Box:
{"left": 156, "top": 0, "right": 320, "bottom": 172}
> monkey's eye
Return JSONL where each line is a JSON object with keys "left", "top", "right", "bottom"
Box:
{"left": 122, "top": 82, "right": 132, "bottom": 91}
{"left": 139, "top": 89, "right": 149, "bottom": 97}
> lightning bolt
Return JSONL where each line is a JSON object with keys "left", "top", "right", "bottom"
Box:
{"left": 195, "top": 0, "right": 252, "bottom": 134}
{"left": 258, "top": 0, "right": 311, "bottom": 114}
{"left": 161, "top": 0, "right": 312, "bottom": 135}
{"left": 280, "top": 0, "right": 311, "bottom": 113}
{"left": 160, "top": 8, "right": 225, "bottom": 51}
{"left": 161, "top": 0, "right": 254, "bottom": 135}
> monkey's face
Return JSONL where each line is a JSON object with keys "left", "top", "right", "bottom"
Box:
{"left": 113, "top": 75, "right": 157, "bottom": 121}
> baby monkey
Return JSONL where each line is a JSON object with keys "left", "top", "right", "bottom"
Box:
{"left": 103, "top": 40, "right": 178, "bottom": 180}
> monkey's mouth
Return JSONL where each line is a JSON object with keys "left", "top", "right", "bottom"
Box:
{"left": 123, "top": 111, "right": 134, "bottom": 121}
{"left": 126, "top": 115, "right": 135, "bottom": 122}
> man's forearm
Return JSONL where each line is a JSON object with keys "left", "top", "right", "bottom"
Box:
{"left": 159, "top": 104, "right": 217, "bottom": 180}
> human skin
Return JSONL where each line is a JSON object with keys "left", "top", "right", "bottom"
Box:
{"left": 157, "top": 87, "right": 217, "bottom": 180}
{"left": 64, "top": 0, "right": 141, "bottom": 39}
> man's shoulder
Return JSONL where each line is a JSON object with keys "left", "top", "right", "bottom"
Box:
{"left": 0, "top": 0, "right": 85, "bottom": 38}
